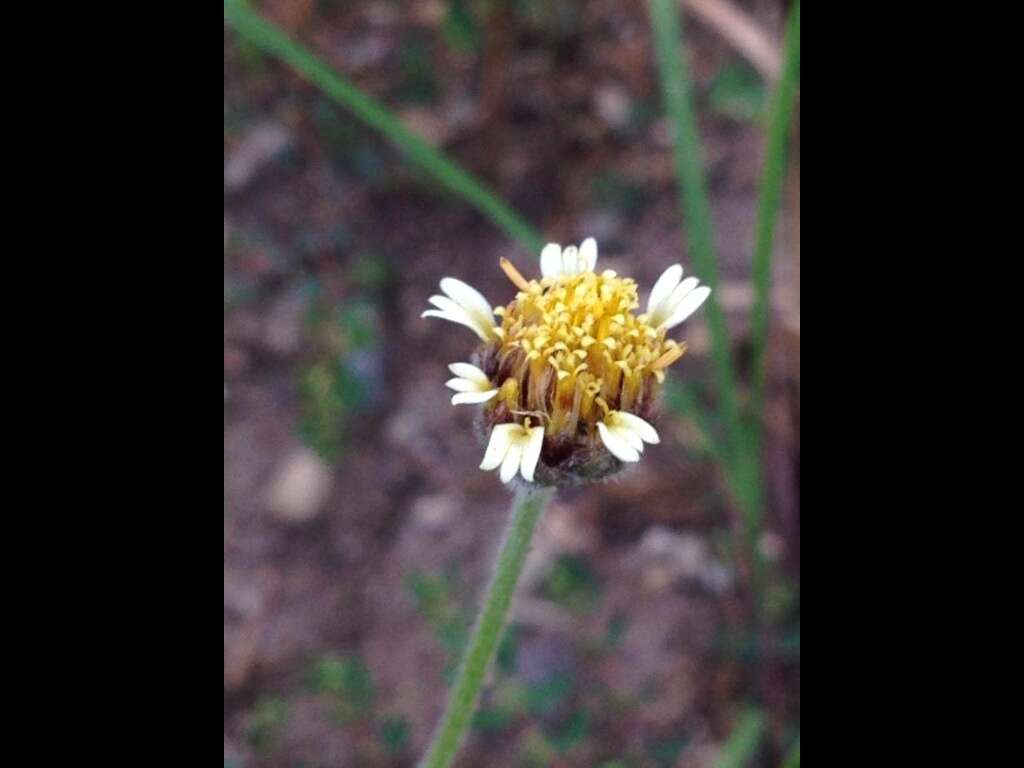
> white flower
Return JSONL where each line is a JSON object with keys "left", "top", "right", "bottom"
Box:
{"left": 445, "top": 362, "right": 498, "bottom": 405}
{"left": 539, "top": 237, "right": 599, "bottom": 279}
{"left": 646, "top": 264, "right": 711, "bottom": 331}
{"left": 479, "top": 420, "right": 545, "bottom": 484}
{"left": 422, "top": 277, "right": 501, "bottom": 342}
{"left": 596, "top": 410, "right": 660, "bottom": 463}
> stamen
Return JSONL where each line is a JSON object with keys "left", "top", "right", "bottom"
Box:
{"left": 511, "top": 409, "right": 547, "bottom": 423}
{"left": 499, "top": 258, "right": 533, "bottom": 292}
{"left": 651, "top": 342, "right": 688, "bottom": 370}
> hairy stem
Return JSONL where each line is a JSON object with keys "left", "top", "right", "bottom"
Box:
{"left": 419, "top": 485, "right": 554, "bottom": 768}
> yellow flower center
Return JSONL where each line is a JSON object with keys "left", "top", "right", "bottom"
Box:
{"left": 483, "top": 262, "right": 686, "bottom": 443}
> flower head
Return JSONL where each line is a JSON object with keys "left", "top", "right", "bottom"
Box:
{"left": 423, "top": 238, "right": 710, "bottom": 485}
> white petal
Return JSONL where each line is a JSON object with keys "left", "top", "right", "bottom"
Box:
{"left": 480, "top": 424, "right": 516, "bottom": 470}
{"left": 440, "top": 277, "right": 493, "bottom": 320}
{"left": 661, "top": 285, "right": 712, "bottom": 330}
{"left": 614, "top": 412, "right": 660, "bottom": 444}
{"left": 500, "top": 441, "right": 523, "bottom": 483}
{"left": 615, "top": 424, "right": 645, "bottom": 453}
{"left": 579, "top": 238, "right": 598, "bottom": 273}
{"left": 540, "top": 243, "right": 563, "bottom": 278}
{"left": 452, "top": 390, "right": 498, "bottom": 405}
{"left": 519, "top": 426, "right": 545, "bottom": 482}
{"left": 421, "top": 309, "right": 490, "bottom": 342}
{"left": 666, "top": 276, "right": 700, "bottom": 310}
{"left": 427, "top": 295, "right": 462, "bottom": 313}
{"left": 561, "top": 245, "right": 578, "bottom": 275}
{"left": 448, "top": 363, "right": 490, "bottom": 385}
{"left": 597, "top": 421, "right": 640, "bottom": 463}
{"left": 647, "top": 264, "right": 683, "bottom": 317}
{"left": 445, "top": 377, "right": 483, "bottom": 392}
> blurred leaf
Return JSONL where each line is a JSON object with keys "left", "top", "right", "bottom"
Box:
{"left": 296, "top": 223, "right": 353, "bottom": 258}
{"left": 247, "top": 697, "right": 289, "bottom": 752}
{"left": 590, "top": 172, "right": 650, "bottom": 215}
{"left": 472, "top": 705, "right": 516, "bottom": 734}
{"left": 782, "top": 737, "right": 800, "bottom": 768}
{"left": 605, "top": 612, "right": 628, "bottom": 650}
{"left": 350, "top": 252, "right": 391, "bottom": 291}
{"left": 395, "top": 40, "right": 439, "bottom": 105}
{"left": 496, "top": 622, "right": 522, "bottom": 674}
{"left": 782, "top": 624, "right": 800, "bottom": 657}
{"left": 298, "top": 296, "right": 381, "bottom": 459}
{"left": 472, "top": 678, "right": 529, "bottom": 735}
{"left": 708, "top": 61, "right": 766, "bottom": 122}
{"left": 549, "top": 708, "right": 590, "bottom": 753}
{"left": 406, "top": 570, "right": 450, "bottom": 622}
{"left": 339, "top": 301, "right": 378, "bottom": 351}
{"left": 765, "top": 579, "right": 797, "bottom": 623}
{"left": 442, "top": 0, "right": 481, "bottom": 54}
{"left": 313, "top": 99, "right": 389, "bottom": 182}
{"left": 517, "top": 727, "right": 558, "bottom": 767}
{"left": 715, "top": 708, "right": 766, "bottom": 768}
{"left": 647, "top": 735, "right": 688, "bottom": 766}
{"left": 305, "top": 655, "right": 375, "bottom": 721}
{"left": 541, "top": 555, "right": 602, "bottom": 614}
{"left": 518, "top": 0, "right": 579, "bottom": 38}
{"left": 526, "top": 672, "right": 573, "bottom": 717}
{"left": 378, "top": 716, "right": 411, "bottom": 756}
{"left": 493, "top": 677, "right": 529, "bottom": 711}
{"left": 234, "top": 34, "right": 266, "bottom": 73}
{"left": 298, "top": 360, "right": 348, "bottom": 459}
{"left": 405, "top": 569, "right": 472, "bottom": 680}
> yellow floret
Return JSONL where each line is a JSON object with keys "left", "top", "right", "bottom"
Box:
{"left": 485, "top": 266, "right": 686, "bottom": 441}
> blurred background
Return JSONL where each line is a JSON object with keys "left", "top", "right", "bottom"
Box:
{"left": 224, "top": 0, "right": 799, "bottom": 766}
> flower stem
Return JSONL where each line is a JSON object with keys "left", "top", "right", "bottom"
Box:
{"left": 419, "top": 485, "right": 554, "bottom": 768}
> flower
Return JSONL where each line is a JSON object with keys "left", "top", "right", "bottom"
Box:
{"left": 446, "top": 363, "right": 499, "bottom": 405}
{"left": 479, "top": 420, "right": 545, "bottom": 483}
{"left": 423, "top": 238, "right": 710, "bottom": 485}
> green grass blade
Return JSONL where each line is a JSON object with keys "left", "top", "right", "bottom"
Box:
{"left": 647, "top": 0, "right": 743, "bottom": 463}
{"left": 749, "top": 1, "right": 801, "bottom": 441}
{"left": 714, "top": 708, "right": 767, "bottom": 768}
{"left": 223, "top": 0, "right": 544, "bottom": 254}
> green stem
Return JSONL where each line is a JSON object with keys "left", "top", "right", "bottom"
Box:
{"left": 419, "top": 485, "right": 554, "bottom": 768}
{"left": 223, "top": 0, "right": 544, "bottom": 254}
{"left": 749, "top": 0, "right": 801, "bottom": 448}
